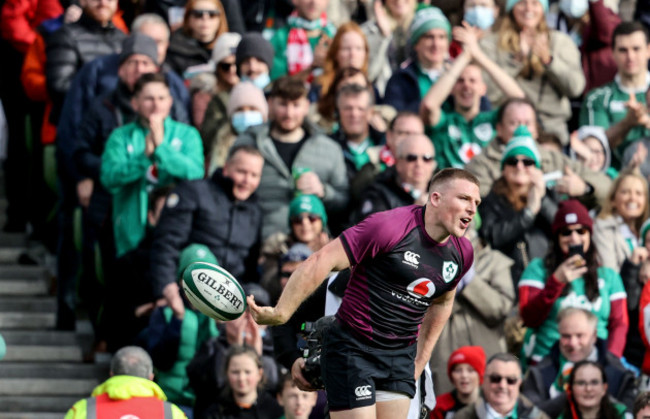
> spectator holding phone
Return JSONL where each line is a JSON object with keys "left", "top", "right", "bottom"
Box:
{"left": 518, "top": 200, "right": 628, "bottom": 366}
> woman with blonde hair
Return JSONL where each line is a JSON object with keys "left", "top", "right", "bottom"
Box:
{"left": 166, "top": 0, "right": 228, "bottom": 78}
{"left": 593, "top": 170, "right": 650, "bottom": 272}
{"left": 478, "top": 0, "right": 585, "bottom": 144}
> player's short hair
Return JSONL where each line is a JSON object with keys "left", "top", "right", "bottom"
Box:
{"left": 634, "top": 392, "right": 650, "bottom": 416}
{"left": 428, "top": 168, "right": 479, "bottom": 193}
{"left": 111, "top": 346, "right": 153, "bottom": 379}
{"left": 612, "top": 21, "right": 649, "bottom": 48}
{"left": 557, "top": 307, "right": 598, "bottom": 330}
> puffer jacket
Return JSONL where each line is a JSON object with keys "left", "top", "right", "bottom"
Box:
{"left": 479, "top": 187, "right": 557, "bottom": 285}
{"left": 165, "top": 29, "right": 212, "bottom": 78}
{"left": 233, "top": 120, "right": 349, "bottom": 239}
{"left": 45, "top": 13, "right": 126, "bottom": 122}
{"left": 149, "top": 170, "right": 263, "bottom": 297}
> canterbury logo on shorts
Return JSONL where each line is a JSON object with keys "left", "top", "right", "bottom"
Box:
{"left": 354, "top": 385, "right": 372, "bottom": 400}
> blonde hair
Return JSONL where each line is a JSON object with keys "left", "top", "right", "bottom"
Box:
{"left": 497, "top": 11, "right": 550, "bottom": 78}
{"left": 598, "top": 169, "right": 650, "bottom": 235}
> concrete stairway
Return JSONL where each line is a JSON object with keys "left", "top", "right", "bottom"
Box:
{"left": 0, "top": 235, "right": 109, "bottom": 418}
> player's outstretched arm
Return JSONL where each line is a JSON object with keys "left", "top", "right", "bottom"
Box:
{"left": 414, "top": 288, "right": 456, "bottom": 380}
{"left": 248, "top": 238, "right": 350, "bottom": 326}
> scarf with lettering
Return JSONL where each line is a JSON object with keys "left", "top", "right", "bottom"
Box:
{"left": 286, "top": 11, "right": 328, "bottom": 76}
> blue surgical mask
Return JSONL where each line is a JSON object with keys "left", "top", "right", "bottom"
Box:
{"left": 464, "top": 6, "right": 495, "bottom": 30}
{"left": 559, "top": 0, "right": 588, "bottom": 19}
{"left": 232, "top": 110, "right": 264, "bottom": 134}
{"left": 242, "top": 72, "right": 271, "bottom": 90}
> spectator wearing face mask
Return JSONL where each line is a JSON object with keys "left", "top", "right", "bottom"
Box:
{"left": 203, "top": 81, "right": 268, "bottom": 174}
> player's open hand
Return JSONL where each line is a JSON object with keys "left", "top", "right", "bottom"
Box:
{"left": 247, "top": 295, "right": 286, "bottom": 325}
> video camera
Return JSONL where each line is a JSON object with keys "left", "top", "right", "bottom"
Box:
{"left": 299, "top": 315, "right": 336, "bottom": 390}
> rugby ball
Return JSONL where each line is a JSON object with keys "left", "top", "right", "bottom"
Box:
{"left": 181, "top": 262, "right": 247, "bottom": 321}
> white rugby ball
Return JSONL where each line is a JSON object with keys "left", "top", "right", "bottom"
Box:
{"left": 181, "top": 262, "right": 247, "bottom": 321}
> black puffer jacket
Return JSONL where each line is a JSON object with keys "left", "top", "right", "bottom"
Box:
{"left": 150, "top": 170, "right": 262, "bottom": 297}
{"left": 45, "top": 13, "right": 126, "bottom": 122}
{"left": 165, "top": 29, "right": 212, "bottom": 77}
{"left": 349, "top": 167, "right": 414, "bottom": 224}
{"left": 479, "top": 186, "right": 558, "bottom": 286}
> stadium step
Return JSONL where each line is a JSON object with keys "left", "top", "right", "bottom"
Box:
{"left": 0, "top": 235, "right": 108, "bottom": 415}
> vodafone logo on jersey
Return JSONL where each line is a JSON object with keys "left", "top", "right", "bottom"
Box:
{"left": 406, "top": 278, "right": 436, "bottom": 299}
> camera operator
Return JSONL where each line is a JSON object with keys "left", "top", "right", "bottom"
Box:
{"left": 250, "top": 168, "right": 480, "bottom": 418}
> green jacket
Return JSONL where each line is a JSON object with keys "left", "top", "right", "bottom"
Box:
{"left": 155, "top": 307, "right": 218, "bottom": 406}
{"left": 64, "top": 375, "right": 186, "bottom": 419}
{"left": 101, "top": 117, "right": 204, "bottom": 256}
{"left": 269, "top": 23, "right": 336, "bottom": 80}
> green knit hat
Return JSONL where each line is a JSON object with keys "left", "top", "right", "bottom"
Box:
{"left": 288, "top": 194, "right": 327, "bottom": 226}
{"left": 501, "top": 125, "right": 541, "bottom": 169}
{"left": 177, "top": 244, "right": 218, "bottom": 277}
{"left": 641, "top": 218, "right": 650, "bottom": 246}
{"left": 505, "top": 0, "right": 548, "bottom": 13}
{"left": 409, "top": 6, "right": 451, "bottom": 45}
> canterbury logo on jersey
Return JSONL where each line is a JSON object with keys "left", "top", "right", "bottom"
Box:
{"left": 355, "top": 385, "right": 372, "bottom": 400}
{"left": 402, "top": 251, "right": 420, "bottom": 268}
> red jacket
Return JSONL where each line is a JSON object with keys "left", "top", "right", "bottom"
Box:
{"left": 581, "top": 0, "right": 621, "bottom": 93}
{"left": 0, "top": 0, "right": 62, "bottom": 53}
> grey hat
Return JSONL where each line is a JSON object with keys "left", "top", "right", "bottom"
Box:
{"left": 211, "top": 32, "right": 241, "bottom": 65}
{"left": 119, "top": 33, "right": 158, "bottom": 66}
{"left": 236, "top": 32, "right": 274, "bottom": 70}
{"left": 576, "top": 125, "right": 611, "bottom": 171}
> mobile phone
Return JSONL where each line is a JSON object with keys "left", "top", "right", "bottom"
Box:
{"left": 568, "top": 244, "right": 584, "bottom": 259}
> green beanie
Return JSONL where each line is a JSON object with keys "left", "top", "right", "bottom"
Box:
{"left": 501, "top": 125, "right": 541, "bottom": 169}
{"left": 409, "top": 6, "right": 451, "bottom": 45}
{"left": 288, "top": 194, "right": 328, "bottom": 226}
{"left": 505, "top": 0, "right": 548, "bottom": 13}
{"left": 177, "top": 244, "right": 218, "bottom": 277}
{"left": 641, "top": 218, "right": 650, "bottom": 246}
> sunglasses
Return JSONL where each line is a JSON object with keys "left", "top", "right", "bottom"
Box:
{"left": 559, "top": 227, "right": 589, "bottom": 237}
{"left": 403, "top": 154, "right": 435, "bottom": 163}
{"left": 488, "top": 374, "right": 519, "bottom": 385}
{"left": 218, "top": 62, "right": 236, "bottom": 72}
{"left": 189, "top": 9, "right": 220, "bottom": 18}
{"left": 290, "top": 214, "right": 321, "bottom": 224}
{"left": 503, "top": 157, "right": 536, "bottom": 167}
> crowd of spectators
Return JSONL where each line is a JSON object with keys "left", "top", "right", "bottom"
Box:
{"left": 7, "top": 0, "right": 650, "bottom": 417}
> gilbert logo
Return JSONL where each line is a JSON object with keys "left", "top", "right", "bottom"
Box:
{"left": 402, "top": 251, "right": 420, "bottom": 268}
{"left": 355, "top": 385, "right": 372, "bottom": 400}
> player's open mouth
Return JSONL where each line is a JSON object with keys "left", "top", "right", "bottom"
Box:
{"left": 460, "top": 217, "right": 471, "bottom": 227}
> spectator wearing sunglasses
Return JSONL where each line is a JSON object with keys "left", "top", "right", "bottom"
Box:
{"left": 350, "top": 134, "right": 435, "bottom": 224}
{"left": 420, "top": 21, "right": 524, "bottom": 170}
{"left": 518, "top": 200, "right": 628, "bottom": 367}
{"left": 165, "top": 0, "right": 228, "bottom": 79}
{"left": 479, "top": 125, "right": 558, "bottom": 287}
{"left": 260, "top": 194, "right": 329, "bottom": 303}
{"left": 465, "top": 98, "right": 612, "bottom": 203}
{"left": 522, "top": 308, "right": 636, "bottom": 418}
{"left": 456, "top": 353, "right": 549, "bottom": 419}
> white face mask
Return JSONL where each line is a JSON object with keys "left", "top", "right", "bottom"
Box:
{"left": 559, "top": 0, "right": 588, "bottom": 19}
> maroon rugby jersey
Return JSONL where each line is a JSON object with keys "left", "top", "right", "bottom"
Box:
{"left": 338, "top": 205, "right": 473, "bottom": 349}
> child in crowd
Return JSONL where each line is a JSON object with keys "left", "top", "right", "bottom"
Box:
{"left": 200, "top": 345, "right": 283, "bottom": 419}
{"left": 276, "top": 372, "right": 318, "bottom": 419}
